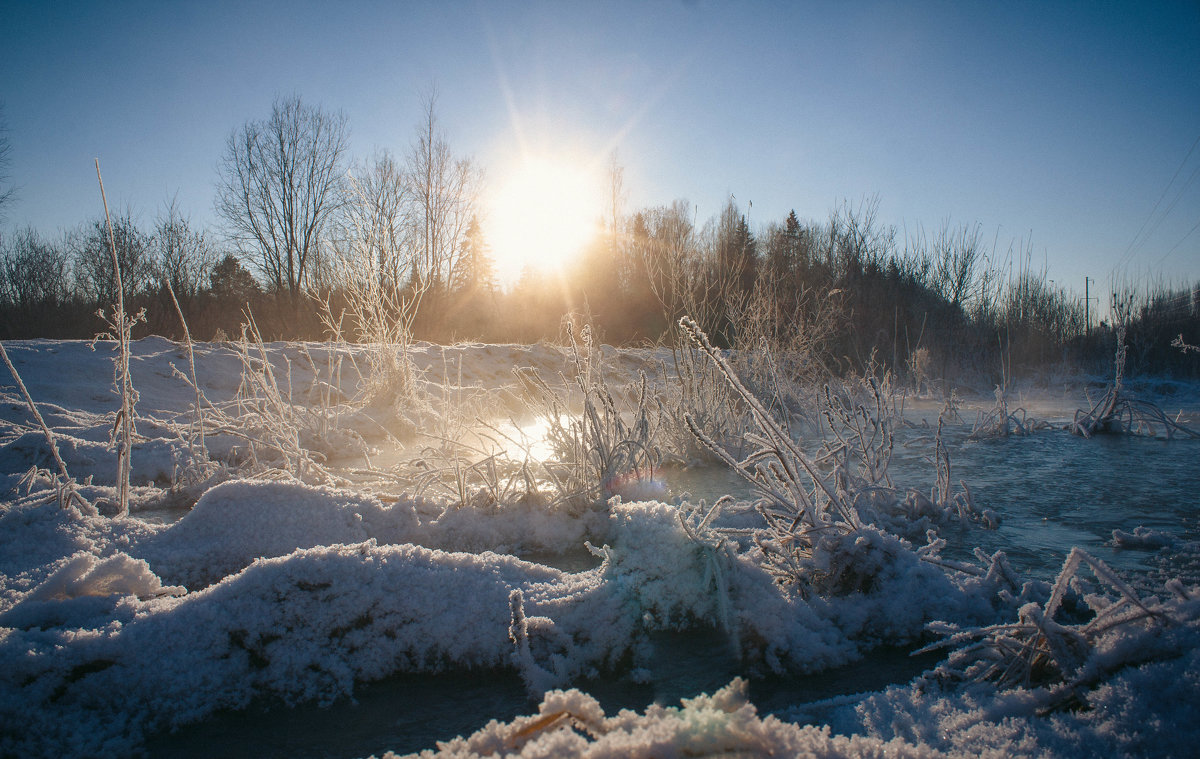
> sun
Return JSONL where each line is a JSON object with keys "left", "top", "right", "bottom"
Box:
{"left": 485, "top": 156, "right": 603, "bottom": 287}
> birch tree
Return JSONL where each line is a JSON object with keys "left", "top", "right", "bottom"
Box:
{"left": 403, "top": 90, "right": 480, "bottom": 295}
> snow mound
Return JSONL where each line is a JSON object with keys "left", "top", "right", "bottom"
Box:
{"left": 139, "top": 479, "right": 420, "bottom": 587}
{"left": 396, "top": 678, "right": 933, "bottom": 759}
{"left": 1112, "top": 525, "right": 1174, "bottom": 550}
{"left": 0, "top": 551, "right": 183, "bottom": 630}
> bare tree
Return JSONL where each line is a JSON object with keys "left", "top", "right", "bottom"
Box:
{"left": 71, "top": 212, "right": 155, "bottom": 303}
{"left": 605, "top": 149, "right": 626, "bottom": 258}
{"left": 930, "top": 219, "right": 983, "bottom": 310}
{"left": 632, "top": 200, "right": 696, "bottom": 334}
{"left": 710, "top": 198, "right": 757, "bottom": 345}
{"left": 0, "top": 227, "right": 70, "bottom": 309}
{"left": 341, "top": 149, "right": 410, "bottom": 291}
{"left": 215, "top": 95, "right": 349, "bottom": 296}
{"left": 152, "top": 198, "right": 216, "bottom": 298}
{"left": 403, "top": 90, "right": 480, "bottom": 295}
{"left": 0, "top": 103, "right": 15, "bottom": 222}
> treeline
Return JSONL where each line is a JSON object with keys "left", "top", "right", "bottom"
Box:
{"left": 517, "top": 196, "right": 1199, "bottom": 382}
{"left": 1, "top": 96, "right": 1197, "bottom": 383}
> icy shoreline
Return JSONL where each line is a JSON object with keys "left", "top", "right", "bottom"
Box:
{"left": 2, "top": 337, "right": 1198, "bottom": 757}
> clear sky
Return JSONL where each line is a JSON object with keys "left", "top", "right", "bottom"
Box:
{"left": 2, "top": 0, "right": 1198, "bottom": 298}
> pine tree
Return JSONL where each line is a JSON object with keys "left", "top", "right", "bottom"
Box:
{"left": 784, "top": 209, "right": 803, "bottom": 272}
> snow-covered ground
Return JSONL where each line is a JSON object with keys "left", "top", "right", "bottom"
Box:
{"left": 1, "top": 337, "right": 1197, "bottom": 758}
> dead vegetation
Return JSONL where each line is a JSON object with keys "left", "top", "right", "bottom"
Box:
{"left": 1071, "top": 316, "right": 1198, "bottom": 440}
{"left": 920, "top": 547, "right": 1198, "bottom": 713}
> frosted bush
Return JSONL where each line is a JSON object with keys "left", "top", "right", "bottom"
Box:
{"left": 968, "top": 383, "right": 1043, "bottom": 440}
{"left": 654, "top": 338, "right": 752, "bottom": 465}
{"left": 678, "top": 316, "right": 990, "bottom": 596}
{"left": 516, "top": 322, "right": 660, "bottom": 508}
{"left": 1072, "top": 321, "right": 1198, "bottom": 440}
{"left": 679, "top": 316, "right": 860, "bottom": 590}
{"left": 919, "top": 547, "right": 1199, "bottom": 708}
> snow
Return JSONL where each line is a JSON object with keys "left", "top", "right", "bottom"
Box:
{"left": 1, "top": 336, "right": 1198, "bottom": 758}
{"left": 1112, "top": 526, "right": 1175, "bottom": 550}
{"left": 402, "top": 678, "right": 951, "bottom": 759}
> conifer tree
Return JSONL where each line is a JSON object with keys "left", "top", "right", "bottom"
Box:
{"left": 457, "top": 215, "right": 497, "bottom": 296}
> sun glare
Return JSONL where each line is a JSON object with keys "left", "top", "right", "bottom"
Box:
{"left": 486, "top": 157, "right": 602, "bottom": 287}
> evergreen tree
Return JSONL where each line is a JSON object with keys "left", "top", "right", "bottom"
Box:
{"left": 733, "top": 214, "right": 757, "bottom": 298}
{"left": 209, "top": 254, "right": 261, "bottom": 304}
{"left": 784, "top": 209, "right": 804, "bottom": 272}
{"left": 457, "top": 215, "right": 497, "bottom": 296}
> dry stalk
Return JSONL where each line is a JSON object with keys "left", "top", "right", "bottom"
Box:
{"left": 164, "top": 278, "right": 208, "bottom": 470}
{"left": 94, "top": 159, "right": 140, "bottom": 517}
{"left": 0, "top": 342, "right": 95, "bottom": 515}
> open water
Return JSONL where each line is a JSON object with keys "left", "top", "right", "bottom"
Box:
{"left": 145, "top": 398, "right": 1200, "bottom": 758}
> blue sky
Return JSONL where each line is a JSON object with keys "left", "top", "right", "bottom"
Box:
{"left": 2, "top": 0, "right": 1198, "bottom": 298}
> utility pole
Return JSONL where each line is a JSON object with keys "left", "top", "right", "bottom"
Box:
{"left": 1083, "top": 276, "right": 1101, "bottom": 332}
{"left": 1085, "top": 276, "right": 1091, "bottom": 332}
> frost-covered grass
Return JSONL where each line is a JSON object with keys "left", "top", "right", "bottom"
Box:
{"left": 514, "top": 322, "right": 662, "bottom": 508}
{"left": 1, "top": 333, "right": 1199, "bottom": 757}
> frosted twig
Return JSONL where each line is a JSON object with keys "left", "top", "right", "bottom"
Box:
{"left": 0, "top": 343, "right": 95, "bottom": 515}
{"left": 95, "top": 159, "right": 139, "bottom": 517}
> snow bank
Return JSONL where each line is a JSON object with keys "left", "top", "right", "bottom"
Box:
{"left": 0, "top": 540, "right": 565, "bottom": 756}
{"left": 0, "top": 493, "right": 958, "bottom": 757}
{"left": 138, "top": 479, "right": 420, "bottom": 588}
{"left": 399, "top": 678, "right": 941, "bottom": 759}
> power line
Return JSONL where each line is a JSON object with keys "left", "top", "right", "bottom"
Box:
{"left": 1141, "top": 162, "right": 1200, "bottom": 254}
{"left": 1117, "top": 131, "right": 1200, "bottom": 270}
{"left": 1157, "top": 216, "right": 1200, "bottom": 267}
